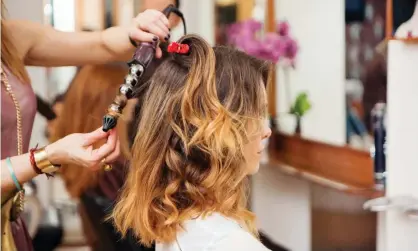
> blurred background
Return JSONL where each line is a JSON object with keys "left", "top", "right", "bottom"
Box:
{"left": 3, "top": 0, "right": 418, "bottom": 250}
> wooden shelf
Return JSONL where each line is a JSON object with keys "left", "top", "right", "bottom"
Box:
{"left": 265, "top": 133, "right": 384, "bottom": 198}
{"left": 388, "top": 37, "right": 418, "bottom": 44}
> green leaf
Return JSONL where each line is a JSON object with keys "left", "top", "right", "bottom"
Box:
{"left": 290, "top": 92, "right": 311, "bottom": 117}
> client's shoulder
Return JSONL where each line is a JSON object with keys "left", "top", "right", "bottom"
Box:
{"left": 179, "top": 213, "right": 269, "bottom": 251}
{"left": 211, "top": 230, "right": 271, "bottom": 251}
{"left": 157, "top": 213, "right": 269, "bottom": 251}
{"left": 179, "top": 213, "right": 241, "bottom": 241}
{"left": 171, "top": 213, "right": 241, "bottom": 250}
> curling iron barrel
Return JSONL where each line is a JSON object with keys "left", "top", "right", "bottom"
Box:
{"left": 102, "top": 39, "right": 158, "bottom": 132}
{"left": 102, "top": 4, "right": 181, "bottom": 132}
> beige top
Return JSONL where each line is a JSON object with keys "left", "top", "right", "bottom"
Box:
{"left": 156, "top": 213, "right": 271, "bottom": 251}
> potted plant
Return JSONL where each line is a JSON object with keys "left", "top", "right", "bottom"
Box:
{"left": 289, "top": 92, "right": 312, "bottom": 134}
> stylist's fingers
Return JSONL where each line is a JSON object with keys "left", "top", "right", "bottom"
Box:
{"left": 129, "top": 29, "right": 162, "bottom": 58}
{"left": 133, "top": 9, "right": 169, "bottom": 41}
{"left": 104, "top": 139, "right": 120, "bottom": 163}
{"left": 155, "top": 19, "right": 170, "bottom": 38}
{"left": 138, "top": 22, "right": 167, "bottom": 41}
{"left": 146, "top": 9, "right": 170, "bottom": 31}
{"left": 83, "top": 127, "right": 109, "bottom": 146}
{"left": 129, "top": 29, "right": 157, "bottom": 43}
{"left": 92, "top": 129, "right": 118, "bottom": 161}
{"left": 155, "top": 11, "right": 169, "bottom": 27}
{"left": 155, "top": 47, "right": 162, "bottom": 58}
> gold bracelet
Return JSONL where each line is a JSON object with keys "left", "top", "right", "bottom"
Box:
{"left": 33, "top": 147, "right": 60, "bottom": 174}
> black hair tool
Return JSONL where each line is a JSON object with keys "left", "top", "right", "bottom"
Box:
{"left": 36, "top": 95, "right": 57, "bottom": 121}
{"left": 164, "top": 4, "right": 187, "bottom": 35}
{"left": 370, "top": 102, "right": 387, "bottom": 191}
{"left": 102, "top": 5, "right": 186, "bottom": 132}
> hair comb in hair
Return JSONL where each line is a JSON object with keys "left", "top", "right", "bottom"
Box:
{"left": 102, "top": 4, "right": 187, "bottom": 132}
{"left": 167, "top": 42, "right": 190, "bottom": 54}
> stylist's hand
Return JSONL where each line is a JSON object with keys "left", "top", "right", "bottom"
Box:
{"left": 102, "top": 9, "right": 170, "bottom": 59}
{"left": 45, "top": 127, "right": 120, "bottom": 171}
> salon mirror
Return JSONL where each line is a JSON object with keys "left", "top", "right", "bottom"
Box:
{"left": 345, "top": 0, "right": 387, "bottom": 150}
{"left": 73, "top": 0, "right": 179, "bottom": 31}
{"left": 74, "top": 0, "right": 137, "bottom": 31}
{"left": 345, "top": 0, "right": 416, "bottom": 151}
{"left": 213, "top": 0, "right": 417, "bottom": 152}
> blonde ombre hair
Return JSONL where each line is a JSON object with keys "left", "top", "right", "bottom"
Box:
{"left": 112, "top": 34, "right": 271, "bottom": 246}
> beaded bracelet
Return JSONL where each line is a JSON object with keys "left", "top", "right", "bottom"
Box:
{"left": 29, "top": 145, "right": 42, "bottom": 175}
{"left": 6, "top": 157, "right": 23, "bottom": 191}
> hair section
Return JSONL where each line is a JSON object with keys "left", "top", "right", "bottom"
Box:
{"left": 51, "top": 64, "right": 128, "bottom": 198}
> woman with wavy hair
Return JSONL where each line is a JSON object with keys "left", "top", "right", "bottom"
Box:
{"left": 112, "top": 34, "right": 272, "bottom": 251}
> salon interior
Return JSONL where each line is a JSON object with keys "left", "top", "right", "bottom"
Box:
{"left": 2, "top": 0, "right": 418, "bottom": 250}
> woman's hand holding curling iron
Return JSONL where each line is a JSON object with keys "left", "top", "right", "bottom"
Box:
{"left": 46, "top": 128, "right": 120, "bottom": 170}
{"left": 5, "top": 9, "right": 170, "bottom": 66}
{"left": 102, "top": 9, "right": 170, "bottom": 59}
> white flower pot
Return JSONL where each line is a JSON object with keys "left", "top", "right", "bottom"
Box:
{"left": 276, "top": 114, "right": 297, "bottom": 135}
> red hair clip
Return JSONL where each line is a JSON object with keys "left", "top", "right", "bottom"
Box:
{"left": 167, "top": 42, "right": 190, "bottom": 54}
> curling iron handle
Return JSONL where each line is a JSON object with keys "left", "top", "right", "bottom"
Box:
{"left": 163, "top": 4, "right": 175, "bottom": 17}
{"left": 102, "top": 4, "right": 175, "bottom": 133}
{"left": 130, "top": 40, "right": 158, "bottom": 69}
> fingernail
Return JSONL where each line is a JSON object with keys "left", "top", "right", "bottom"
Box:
{"left": 152, "top": 36, "right": 158, "bottom": 41}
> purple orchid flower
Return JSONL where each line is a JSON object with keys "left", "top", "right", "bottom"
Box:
{"left": 282, "top": 37, "right": 298, "bottom": 60}
{"left": 258, "top": 33, "right": 283, "bottom": 63}
{"left": 226, "top": 19, "right": 298, "bottom": 65}
{"left": 241, "top": 19, "right": 263, "bottom": 33}
{"left": 277, "top": 21, "right": 290, "bottom": 36}
{"left": 227, "top": 19, "right": 262, "bottom": 38}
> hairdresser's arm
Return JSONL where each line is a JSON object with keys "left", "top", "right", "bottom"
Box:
{"left": 1, "top": 128, "right": 119, "bottom": 199}
{"left": 4, "top": 10, "right": 169, "bottom": 67}
{"left": 1, "top": 153, "right": 37, "bottom": 204}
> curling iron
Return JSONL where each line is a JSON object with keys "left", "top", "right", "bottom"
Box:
{"left": 102, "top": 4, "right": 186, "bottom": 132}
